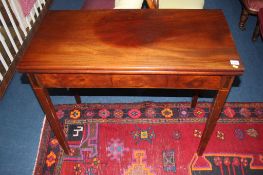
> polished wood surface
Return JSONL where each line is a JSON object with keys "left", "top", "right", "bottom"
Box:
{"left": 197, "top": 76, "right": 234, "bottom": 155}
{"left": 28, "top": 74, "right": 70, "bottom": 154}
{"left": 17, "top": 10, "right": 244, "bottom": 75}
{"left": 146, "top": 0, "right": 156, "bottom": 9}
{"left": 35, "top": 74, "right": 225, "bottom": 89}
{"left": 17, "top": 10, "right": 244, "bottom": 156}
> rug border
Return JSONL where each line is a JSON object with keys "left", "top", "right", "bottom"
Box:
{"left": 33, "top": 102, "right": 263, "bottom": 174}
{"left": 33, "top": 117, "right": 50, "bottom": 175}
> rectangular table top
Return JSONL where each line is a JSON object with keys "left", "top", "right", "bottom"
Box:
{"left": 17, "top": 10, "right": 244, "bottom": 75}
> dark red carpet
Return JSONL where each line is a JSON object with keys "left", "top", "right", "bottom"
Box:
{"left": 34, "top": 102, "right": 263, "bottom": 175}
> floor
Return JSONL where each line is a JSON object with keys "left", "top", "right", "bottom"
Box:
{"left": 0, "top": 0, "right": 262, "bottom": 174}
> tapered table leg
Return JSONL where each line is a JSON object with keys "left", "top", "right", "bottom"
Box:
{"left": 74, "top": 94, "right": 82, "bottom": 104}
{"left": 191, "top": 90, "right": 200, "bottom": 108}
{"left": 197, "top": 89, "right": 229, "bottom": 156}
{"left": 197, "top": 76, "right": 235, "bottom": 156}
{"left": 28, "top": 74, "right": 70, "bottom": 154}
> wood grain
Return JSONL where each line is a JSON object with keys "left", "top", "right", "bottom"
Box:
{"left": 28, "top": 74, "right": 70, "bottom": 154}
{"left": 145, "top": 0, "right": 156, "bottom": 9}
{"left": 35, "top": 73, "right": 224, "bottom": 90}
{"left": 17, "top": 10, "right": 244, "bottom": 156}
{"left": 17, "top": 10, "right": 244, "bottom": 75}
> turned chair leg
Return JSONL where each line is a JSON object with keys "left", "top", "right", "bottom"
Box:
{"left": 239, "top": 8, "right": 249, "bottom": 30}
{"left": 252, "top": 18, "right": 260, "bottom": 41}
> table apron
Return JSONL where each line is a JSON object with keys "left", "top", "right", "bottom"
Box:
{"left": 33, "top": 74, "right": 233, "bottom": 90}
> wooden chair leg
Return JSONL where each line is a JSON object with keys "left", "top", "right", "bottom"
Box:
{"left": 191, "top": 90, "right": 199, "bottom": 108}
{"left": 145, "top": 0, "right": 156, "bottom": 9}
{"left": 252, "top": 18, "right": 260, "bottom": 41}
{"left": 239, "top": 8, "right": 249, "bottom": 30}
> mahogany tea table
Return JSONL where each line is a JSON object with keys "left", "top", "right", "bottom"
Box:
{"left": 17, "top": 10, "right": 244, "bottom": 155}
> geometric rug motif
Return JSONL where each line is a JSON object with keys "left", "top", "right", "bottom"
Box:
{"left": 191, "top": 154, "right": 263, "bottom": 175}
{"left": 33, "top": 102, "right": 263, "bottom": 175}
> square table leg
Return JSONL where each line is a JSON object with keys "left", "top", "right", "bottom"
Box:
{"left": 28, "top": 74, "right": 70, "bottom": 154}
{"left": 191, "top": 90, "right": 200, "bottom": 108}
{"left": 197, "top": 76, "right": 234, "bottom": 156}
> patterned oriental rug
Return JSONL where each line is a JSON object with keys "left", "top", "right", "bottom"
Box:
{"left": 34, "top": 102, "right": 263, "bottom": 175}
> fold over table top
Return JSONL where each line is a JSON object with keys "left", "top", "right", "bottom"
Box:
{"left": 17, "top": 10, "right": 244, "bottom": 75}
